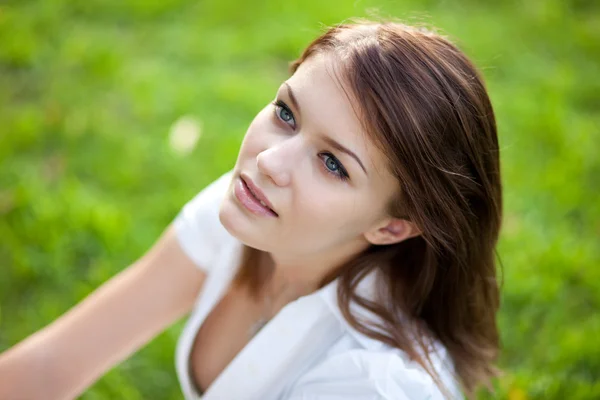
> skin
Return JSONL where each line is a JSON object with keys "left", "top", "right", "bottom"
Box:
{"left": 0, "top": 58, "right": 415, "bottom": 397}
{"left": 218, "top": 53, "right": 420, "bottom": 302}
{"left": 0, "top": 52, "right": 424, "bottom": 400}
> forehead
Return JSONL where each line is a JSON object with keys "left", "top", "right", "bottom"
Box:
{"left": 287, "top": 54, "right": 358, "bottom": 130}
{"left": 284, "top": 54, "right": 382, "bottom": 173}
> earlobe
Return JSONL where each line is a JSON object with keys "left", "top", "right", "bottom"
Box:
{"left": 364, "top": 218, "right": 421, "bottom": 246}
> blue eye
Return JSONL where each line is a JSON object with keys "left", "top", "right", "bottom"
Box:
{"left": 319, "top": 152, "right": 349, "bottom": 181}
{"left": 325, "top": 155, "right": 340, "bottom": 172}
{"left": 278, "top": 106, "right": 293, "bottom": 122}
{"left": 272, "top": 100, "right": 295, "bottom": 128}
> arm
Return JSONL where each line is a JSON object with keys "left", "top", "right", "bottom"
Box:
{"left": 0, "top": 224, "right": 206, "bottom": 400}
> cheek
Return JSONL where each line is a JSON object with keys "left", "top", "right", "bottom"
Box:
{"left": 286, "top": 190, "right": 371, "bottom": 245}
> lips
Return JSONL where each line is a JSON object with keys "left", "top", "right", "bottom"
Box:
{"left": 237, "top": 174, "right": 278, "bottom": 217}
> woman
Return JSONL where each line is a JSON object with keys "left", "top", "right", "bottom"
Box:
{"left": 0, "top": 20, "right": 502, "bottom": 399}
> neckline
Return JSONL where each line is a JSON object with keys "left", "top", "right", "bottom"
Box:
{"left": 187, "top": 256, "right": 342, "bottom": 397}
{"left": 192, "top": 280, "right": 345, "bottom": 399}
{"left": 181, "top": 236, "right": 382, "bottom": 399}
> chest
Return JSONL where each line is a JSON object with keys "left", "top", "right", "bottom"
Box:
{"left": 189, "top": 285, "right": 268, "bottom": 394}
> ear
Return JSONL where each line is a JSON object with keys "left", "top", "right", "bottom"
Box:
{"left": 363, "top": 217, "right": 421, "bottom": 246}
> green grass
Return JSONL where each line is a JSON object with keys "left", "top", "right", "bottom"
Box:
{"left": 1, "top": 0, "right": 598, "bottom": 398}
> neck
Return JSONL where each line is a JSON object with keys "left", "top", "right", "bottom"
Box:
{"left": 264, "top": 237, "right": 371, "bottom": 301}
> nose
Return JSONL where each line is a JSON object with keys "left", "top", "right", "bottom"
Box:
{"left": 256, "top": 142, "right": 296, "bottom": 187}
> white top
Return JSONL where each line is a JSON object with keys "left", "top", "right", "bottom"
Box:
{"left": 173, "top": 170, "right": 462, "bottom": 400}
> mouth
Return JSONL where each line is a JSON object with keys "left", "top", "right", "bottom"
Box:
{"left": 236, "top": 174, "right": 279, "bottom": 217}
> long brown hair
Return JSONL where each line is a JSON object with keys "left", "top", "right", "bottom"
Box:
{"left": 233, "top": 20, "right": 502, "bottom": 398}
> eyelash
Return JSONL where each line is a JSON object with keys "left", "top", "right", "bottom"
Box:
{"left": 271, "top": 99, "right": 349, "bottom": 182}
{"left": 318, "top": 152, "right": 350, "bottom": 181}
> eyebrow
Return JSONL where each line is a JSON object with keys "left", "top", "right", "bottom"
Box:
{"left": 284, "top": 82, "right": 367, "bottom": 176}
{"left": 321, "top": 135, "right": 368, "bottom": 175}
{"left": 284, "top": 82, "right": 301, "bottom": 115}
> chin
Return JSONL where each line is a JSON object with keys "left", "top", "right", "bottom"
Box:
{"left": 218, "top": 197, "right": 272, "bottom": 252}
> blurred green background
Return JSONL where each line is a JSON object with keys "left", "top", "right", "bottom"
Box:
{"left": 1, "top": 0, "right": 598, "bottom": 398}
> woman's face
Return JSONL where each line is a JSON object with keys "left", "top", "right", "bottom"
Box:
{"left": 219, "top": 53, "right": 400, "bottom": 263}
